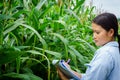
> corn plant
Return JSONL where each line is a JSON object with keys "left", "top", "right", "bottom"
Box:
{"left": 0, "top": 0, "right": 96, "bottom": 80}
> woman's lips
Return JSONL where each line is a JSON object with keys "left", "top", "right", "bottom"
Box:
{"left": 94, "top": 40, "right": 97, "bottom": 43}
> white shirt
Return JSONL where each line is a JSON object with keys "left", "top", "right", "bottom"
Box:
{"left": 81, "top": 41, "right": 120, "bottom": 80}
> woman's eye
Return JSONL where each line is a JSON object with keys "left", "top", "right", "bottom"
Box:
{"left": 96, "top": 32, "right": 100, "bottom": 34}
{"left": 92, "top": 30, "right": 100, "bottom": 34}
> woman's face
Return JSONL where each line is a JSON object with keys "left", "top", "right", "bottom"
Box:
{"left": 92, "top": 23, "right": 114, "bottom": 46}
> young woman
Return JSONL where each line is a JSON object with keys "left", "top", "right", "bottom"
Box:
{"left": 57, "top": 13, "right": 120, "bottom": 80}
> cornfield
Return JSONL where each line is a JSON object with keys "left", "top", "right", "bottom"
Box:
{"left": 0, "top": 0, "right": 97, "bottom": 80}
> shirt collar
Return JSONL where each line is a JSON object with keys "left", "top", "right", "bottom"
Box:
{"left": 103, "top": 41, "right": 119, "bottom": 47}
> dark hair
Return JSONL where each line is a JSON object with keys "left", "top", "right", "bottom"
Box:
{"left": 92, "top": 12, "right": 120, "bottom": 50}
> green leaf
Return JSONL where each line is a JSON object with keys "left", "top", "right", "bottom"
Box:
{"left": 68, "top": 46, "right": 85, "bottom": 64}
{"left": 51, "top": 33, "right": 69, "bottom": 58}
{"left": 73, "top": 0, "right": 85, "bottom": 10}
{"left": 0, "top": 46, "right": 23, "bottom": 64}
{"left": 3, "top": 19, "right": 24, "bottom": 35}
{"left": 64, "top": 9, "right": 81, "bottom": 23}
{"left": 21, "top": 24, "right": 48, "bottom": 49}
{"left": 0, "top": 14, "right": 12, "bottom": 21}
{"left": 1, "top": 73, "right": 43, "bottom": 80}
{"left": 35, "top": 47, "right": 62, "bottom": 58}
{"left": 26, "top": 50, "right": 50, "bottom": 80}
{"left": 35, "top": 0, "right": 47, "bottom": 10}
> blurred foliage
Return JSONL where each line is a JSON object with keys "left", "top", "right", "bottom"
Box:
{"left": 0, "top": 0, "right": 97, "bottom": 80}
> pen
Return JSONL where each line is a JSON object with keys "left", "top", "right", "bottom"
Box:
{"left": 66, "top": 59, "right": 71, "bottom": 64}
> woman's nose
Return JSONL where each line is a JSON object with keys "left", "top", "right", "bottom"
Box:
{"left": 93, "top": 33, "right": 96, "bottom": 39}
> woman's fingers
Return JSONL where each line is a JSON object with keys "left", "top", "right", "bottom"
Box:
{"left": 57, "top": 67, "right": 69, "bottom": 80}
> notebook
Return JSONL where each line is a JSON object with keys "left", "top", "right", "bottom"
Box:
{"left": 52, "top": 60, "right": 80, "bottom": 80}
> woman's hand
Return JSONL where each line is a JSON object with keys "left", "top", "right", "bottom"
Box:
{"left": 57, "top": 62, "right": 70, "bottom": 80}
{"left": 57, "top": 62, "right": 82, "bottom": 80}
{"left": 57, "top": 67, "right": 69, "bottom": 80}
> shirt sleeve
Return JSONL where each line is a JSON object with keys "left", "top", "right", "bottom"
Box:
{"left": 81, "top": 50, "right": 114, "bottom": 80}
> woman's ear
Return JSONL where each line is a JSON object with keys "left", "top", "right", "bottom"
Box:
{"left": 108, "top": 29, "right": 114, "bottom": 37}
